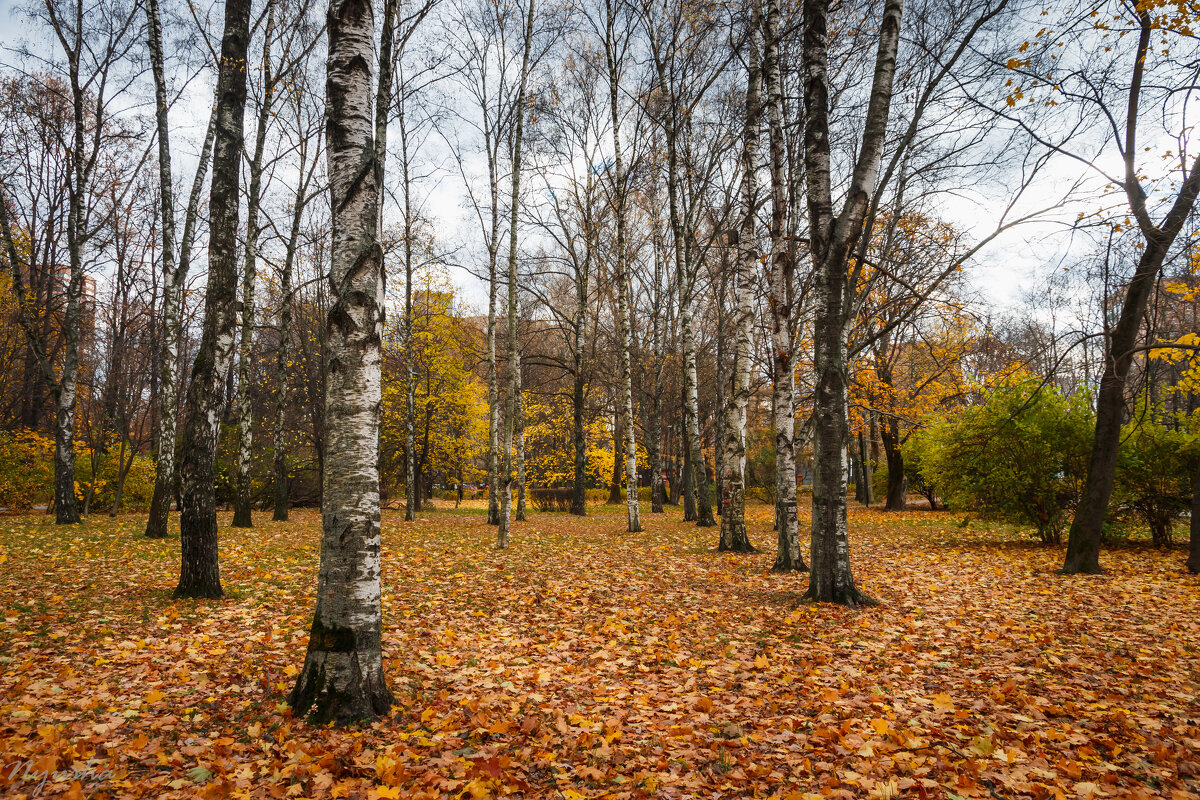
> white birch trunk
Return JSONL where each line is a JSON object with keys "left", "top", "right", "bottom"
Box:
{"left": 497, "top": 0, "right": 536, "bottom": 549}
{"left": 289, "top": 0, "right": 392, "bottom": 723}
{"left": 232, "top": 0, "right": 280, "bottom": 528}
{"left": 719, "top": 4, "right": 761, "bottom": 553}
{"left": 765, "top": 0, "right": 804, "bottom": 571}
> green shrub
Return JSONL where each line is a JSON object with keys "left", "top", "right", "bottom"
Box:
{"left": 910, "top": 378, "right": 1093, "bottom": 543}
{"left": 903, "top": 429, "right": 941, "bottom": 509}
{"left": 1113, "top": 401, "right": 1197, "bottom": 547}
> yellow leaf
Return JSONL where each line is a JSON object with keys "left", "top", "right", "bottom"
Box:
{"left": 145, "top": 689, "right": 164, "bottom": 704}
{"left": 931, "top": 693, "right": 955, "bottom": 712}
{"left": 753, "top": 653, "right": 769, "bottom": 669}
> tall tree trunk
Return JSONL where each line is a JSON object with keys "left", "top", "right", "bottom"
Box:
{"left": 175, "top": 0, "right": 253, "bottom": 598}
{"left": 719, "top": 5, "right": 760, "bottom": 553}
{"left": 146, "top": 0, "right": 176, "bottom": 535}
{"left": 146, "top": 98, "right": 218, "bottom": 539}
{"left": 485, "top": 136, "right": 502, "bottom": 525}
{"left": 654, "top": 55, "right": 711, "bottom": 526}
{"left": 233, "top": 0, "right": 281, "bottom": 529}
{"left": 400, "top": 105, "right": 419, "bottom": 525}
{"left": 487, "top": 291, "right": 500, "bottom": 523}
{"left": 682, "top": 316, "right": 714, "bottom": 526}
{"left": 669, "top": 425, "right": 680, "bottom": 505}
{"left": 714, "top": 261, "right": 728, "bottom": 515}
{"left": 649, "top": 225, "right": 665, "bottom": 514}
{"left": 273, "top": 139, "right": 316, "bottom": 522}
{"left": 1063, "top": 10, "right": 1200, "bottom": 574}
{"left": 497, "top": 0, "right": 535, "bottom": 549}
{"left": 853, "top": 440, "right": 866, "bottom": 504}
{"left": 273, "top": 249, "right": 293, "bottom": 522}
{"left": 288, "top": 0, "right": 393, "bottom": 724}
{"left": 765, "top": 0, "right": 803, "bottom": 571}
{"left": 486, "top": 153, "right": 502, "bottom": 525}
{"left": 681, "top": 404, "right": 693, "bottom": 517}
{"left": 803, "top": 0, "right": 901, "bottom": 606}
{"left": 605, "top": 7, "right": 640, "bottom": 532}
{"left": 48, "top": 0, "right": 99, "bottom": 525}
{"left": 881, "top": 417, "right": 905, "bottom": 511}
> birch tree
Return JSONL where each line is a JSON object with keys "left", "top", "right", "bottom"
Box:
{"left": 441, "top": 0, "right": 525, "bottom": 526}
{"left": 174, "top": 0, "right": 253, "bottom": 599}
{"left": 288, "top": 0, "right": 393, "bottom": 723}
{"left": 643, "top": 0, "right": 730, "bottom": 528}
{"left": 718, "top": 0, "right": 760, "bottom": 553}
{"left": 763, "top": 0, "right": 803, "bottom": 571}
{"left": 802, "top": 0, "right": 902, "bottom": 607}
{"left": 497, "top": 0, "right": 536, "bottom": 549}
{"left": 231, "top": 0, "right": 281, "bottom": 528}
{"left": 144, "top": 0, "right": 219, "bottom": 538}
{"left": 601, "top": 0, "right": 640, "bottom": 533}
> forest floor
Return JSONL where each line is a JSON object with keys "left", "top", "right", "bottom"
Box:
{"left": 1, "top": 502, "right": 1198, "bottom": 800}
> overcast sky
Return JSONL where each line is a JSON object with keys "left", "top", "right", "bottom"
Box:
{"left": 0, "top": 0, "right": 1080, "bottom": 323}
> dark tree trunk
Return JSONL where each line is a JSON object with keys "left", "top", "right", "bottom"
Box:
{"left": 882, "top": 418, "right": 905, "bottom": 511}
{"left": 174, "top": 0, "right": 252, "bottom": 599}
{"left": 854, "top": 451, "right": 866, "bottom": 505}
{"left": 669, "top": 427, "right": 681, "bottom": 505}
{"left": 802, "top": 0, "right": 900, "bottom": 607}
{"left": 860, "top": 427, "right": 874, "bottom": 507}
{"left": 1062, "top": 11, "right": 1200, "bottom": 575}
{"left": 1063, "top": 237, "right": 1182, "bottom": 572}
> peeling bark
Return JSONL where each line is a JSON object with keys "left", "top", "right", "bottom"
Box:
{"left": 233, "top": 0, "right": 281, "bottom": 529}
{"left": 497, "top": 0, "right": 535, "bottom": 550}
{"left": 174, "top": 0, "right": 253, "bottom": 599}
{"left": 604, "top": 0, "right": 640, "bottom": 532}
{"left": 802, "top": 0, "right": 901, "bottom": 606}
{"left": 719, "top": 4, "right": 760, "bottom": 554}
{"left": 764, "top": 0, "right": 803, "bottom": 572}
{"left": 289, "top": 0, "right": 393, "bottom": 724}
{"left": 146, "top": 99, "right": 217, "bottom": 539}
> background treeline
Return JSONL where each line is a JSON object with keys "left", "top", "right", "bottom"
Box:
{"left": 0, "top": 0, "right": 1197, "bottom": 582}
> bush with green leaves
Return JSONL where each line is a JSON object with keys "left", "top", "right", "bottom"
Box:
{"left": 902, "top": 429, "right": 940, "bottom": 510}
{"left": 909, "top": 379, "right": 1094, "bottom": 543}
{"left": 1113, "top": 401, "right": 1197, "bottom": 547}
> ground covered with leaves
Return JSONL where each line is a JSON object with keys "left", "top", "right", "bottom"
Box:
{"left": 1, "top": 503, "right": 1198, "bottom": 800}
